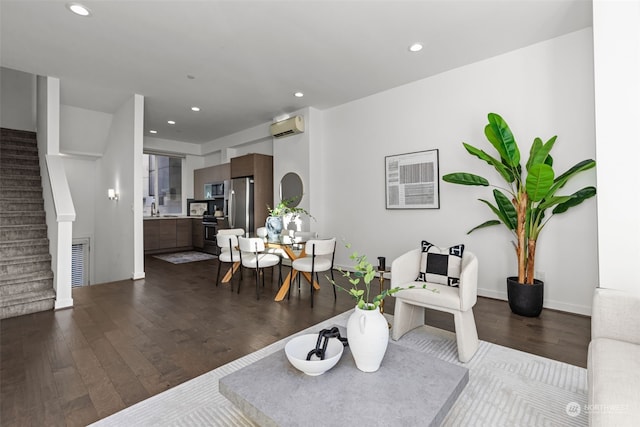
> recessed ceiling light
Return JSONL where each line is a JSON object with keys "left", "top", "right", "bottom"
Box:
{"left": 149, "top": 130, "right": 157, "bottom": 134}
{"left": 408, "top": 43, "right": 423, "bottom": 52}
{"left": 187, "top": 75, "right": 195, "bottom": 80}
{"left": 294, "top": 92, "right": 304, "bottom": 98}
{"left": 66, "top": 2, "right": 92, "bottom": 17}
{"left": 191, "top": 107, "right": 200, "bottom": 112}
{"left": 167, "top": 120, "right": 176, "bottom": 125}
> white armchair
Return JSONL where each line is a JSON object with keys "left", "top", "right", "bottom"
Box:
{"left": 390, "top": 248, "right": 479, "bottom": 363}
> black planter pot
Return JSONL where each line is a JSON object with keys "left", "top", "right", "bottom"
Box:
{"left": 506, "top": 276, "right": 544, "bottom": 317}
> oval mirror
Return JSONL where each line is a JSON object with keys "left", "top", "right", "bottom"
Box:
{"left": 280, "top": 172, "right": 303, "bottom": 207}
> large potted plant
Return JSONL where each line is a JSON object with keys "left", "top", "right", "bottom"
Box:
{"left": 442, "top": 113, "right": 596, "bottom": 317}
{"left": 265, "top": 197, "right": 313, "bottom": 242}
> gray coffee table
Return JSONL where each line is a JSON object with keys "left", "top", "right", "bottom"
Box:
{"left": 219, "top": 339, "right": 468, "bottom": 426}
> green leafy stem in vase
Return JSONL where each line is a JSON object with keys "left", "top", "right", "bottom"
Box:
{"left": 267, "top": 196, "right": 315, "bottom": 219}
{"left": 328, "top": 244, "right": 438, "bottom": 310}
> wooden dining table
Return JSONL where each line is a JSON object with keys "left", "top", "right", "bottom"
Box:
{"left": 219, "top": 237, "right": 321, "bottom": 301}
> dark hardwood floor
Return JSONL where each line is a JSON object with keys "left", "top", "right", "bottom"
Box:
{"left": 0, "top": 255, "right": 591, "bottom": 426}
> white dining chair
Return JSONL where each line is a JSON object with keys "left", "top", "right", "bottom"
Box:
{"left": 256, "top": 227, "right": 268, "bottom": 242}
{"left": 290, "top": 237, "right": 337, "bottom": 308}
{"left": 215, "top": 234, "right": 242, "bottom": 290}
{"left": 238, "top": 236, "right": 282, "bottom": 299}
{"left": 217, "top": 228, "right": 245, "bottom": 241}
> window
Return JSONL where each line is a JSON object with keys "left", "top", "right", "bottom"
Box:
{"left": 143, "top": 153, "right": 183, "bottom": 216}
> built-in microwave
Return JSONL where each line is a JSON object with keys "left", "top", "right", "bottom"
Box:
{"left": 204, "top": 181, "right": 225, "bottom": 199}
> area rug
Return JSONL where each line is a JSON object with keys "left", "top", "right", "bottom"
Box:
{"left": 90, "top": 311, "right": 588, "bottom": 427}
{"left": 152, "top": 251, "right": 216, "bottom": 264}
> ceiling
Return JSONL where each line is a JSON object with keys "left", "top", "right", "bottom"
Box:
{"left": 0, "top": 0, "right": 592, "bottom": 145}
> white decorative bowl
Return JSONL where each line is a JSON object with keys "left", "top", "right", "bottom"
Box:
{"left": 284, "top": 334, "right": 344, "bottom": 376}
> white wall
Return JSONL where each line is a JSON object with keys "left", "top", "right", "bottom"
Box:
{"left": 232, "top": 138, "right": 273, "bottom": 158}
{"left": 307, "top": 107, "right": 327, "bottom": 235}
{"left": 144, "top": 136, "right": 201, "bottom": 156}
{"left": 60, "top": 105, "right": 112, "bottom": 155}
{"left": 63, "top": 157, "right": 97, "bottom": 285}
{"left": 272, "top": 108, "right": 312, "bottom": 230}
{"left": 59, "top": 104, "right": 112, "bottom": 285}
{"left": 593, "top": 0, "right": 640, "bottom": 294}
{"left": 320, "top": 28, "right": 597, "bottom": 315}
{"left": 1, "top": 67, "right": 36, "bottom": 131}
{"left": 94, "top": 96, "right": 139, "bottom": 283}
{"left": 201, "top": 122, "right": 272, "bottom": 167}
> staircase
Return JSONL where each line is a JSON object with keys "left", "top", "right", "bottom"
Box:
{"left": 0, "top": 128, "right": 55, "bottom": 319}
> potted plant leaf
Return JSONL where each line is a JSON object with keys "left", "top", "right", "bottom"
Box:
{"left": 442, "top": 113, "right": 596, "bottom": 316}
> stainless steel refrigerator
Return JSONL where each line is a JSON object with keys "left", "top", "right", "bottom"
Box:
{"left": 229, "top": 177, "right": 254, "bottom": 233}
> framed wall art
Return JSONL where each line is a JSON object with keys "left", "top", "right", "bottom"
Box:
{"left": 385, "top": 149, "right": 440, "bottom": 209}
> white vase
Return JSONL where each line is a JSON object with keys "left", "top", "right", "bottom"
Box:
{"left": 347, "top": 305, "right": 389, "bottom": 372}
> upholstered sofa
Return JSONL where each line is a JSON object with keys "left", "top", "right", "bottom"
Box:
{"left": 588, "top": 287, "right": 640, "bottom": 426}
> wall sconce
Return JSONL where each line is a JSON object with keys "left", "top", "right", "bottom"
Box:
{"left": 108, "top": 188, "right": 119, "bottom": 201}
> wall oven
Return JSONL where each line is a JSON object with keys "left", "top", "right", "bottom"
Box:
{"left": 202, "top": 214, "right": 218, "bottom": 255}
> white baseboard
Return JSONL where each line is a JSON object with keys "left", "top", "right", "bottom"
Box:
{"left": 132, "top": 271, "right": 146, "bottom": 280}
{"left": 333, "top": 266, "right": 593, "bottom": 316}
{"left": 55, "top": 298, "right": 74, "bottom": 309}
{"left": 477, "top": 288, "right": 592, "bottom": 316}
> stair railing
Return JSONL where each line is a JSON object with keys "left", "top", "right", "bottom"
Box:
{"left": 44, "top": 155, "right": 76, "bottom": 309}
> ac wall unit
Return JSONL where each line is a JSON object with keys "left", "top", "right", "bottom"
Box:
{"left": 270, "top": 116, "right": 304, "bottom": 139}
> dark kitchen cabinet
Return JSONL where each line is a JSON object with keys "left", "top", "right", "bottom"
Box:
{"left": 194, "top": 163, "right": 231, "bottom": 200}
{"left": 176, "top": 219, "right": 192, "bottom": 247}
{"left": 230, "top": 153, "right": 273, "bottom": 231}
{"left": 144, "top": 218, "right": 193, "bottom": 254}
{"left": 192, "top": 218, "right": 204, "bottom": 249}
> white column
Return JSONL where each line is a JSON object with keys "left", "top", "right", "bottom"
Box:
{"left": 593, "top": 0, "right": 640, "bottom": 292}
{"left": 132, "top": 94, "right": 145, "bottom": 280}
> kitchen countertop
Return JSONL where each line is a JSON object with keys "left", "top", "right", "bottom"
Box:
{"left": 143, "top": 215, "right": 197, "bottom": 220}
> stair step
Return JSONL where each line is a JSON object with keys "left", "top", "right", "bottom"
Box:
{"left": 0, "top": 128, "right": 55, "bottom": 320}
{"left": 0, "top": 290, "right": 55, "bottom": 320}
{"left": 0, "top": 144, "right": 38, "bottom": 155}
{"left": 0, "top": 153, "right": 39, "bottom": 167}
{"left": 0, "top": 188, "right": 43, "bottom": 199}
{"left": 0, "top": 225, "right": 48, "bottom": 241}
{"left": 0, "top": 238, "right": 50, "bottom": 257}
{"left": 0, "top": 211, "right": 46, "bottom": 226}
{"left": 0, "top": 200, "right": 44, "bottom": 212}
{"left": 0, "top": 165, "right": 41, "bottom": 177}
{"left": 0, "top": 142, "right": 38, "bottom": 154}
{"left": 0, "top": 254, "right": 52, "bottom": 276}
{"left": 1, "top": 128, "right": 37, "bottom": 144}
{"left": 0, "top": 195, "right": 44, "bottom": 203}
{"left": 0, "top": 270, "right": 54, "bottom": 286}
{"left": 0, "top": 272, "right": 54, "bottom": 297}
{"left": 0, "top": 175, "right": 42, "bottom": 188}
